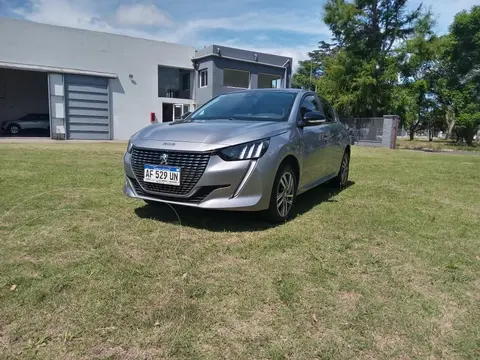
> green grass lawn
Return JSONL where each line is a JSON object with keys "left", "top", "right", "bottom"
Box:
{"left": 0, "top": 143, "right": 479, "bottom": 360}
{"left": 397, "top": 138, "right": 480, "bottom": 152}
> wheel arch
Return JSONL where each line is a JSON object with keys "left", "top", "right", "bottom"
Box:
{"left": 278, "top": 154, "right": 300, "bottom": 187}
{"left": 7, "top": 123, "right": 22, "bottom": 132}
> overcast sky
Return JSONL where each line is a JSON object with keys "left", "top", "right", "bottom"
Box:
{"left": 0, "top": 0, "right": 477, "bottom": 66}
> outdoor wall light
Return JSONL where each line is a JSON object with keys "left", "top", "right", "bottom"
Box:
{"left": 254, "top": 53, "right": 258, "bottom": 61}
{"left": 129, "top": 73, "right": 137, "bottom": 85}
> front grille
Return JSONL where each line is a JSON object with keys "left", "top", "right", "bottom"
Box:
{"left": 128, "top": 176, "right": 226, "bottom": 204}
{"left": 131, "top": 147, "right": 211, "bottom": 195}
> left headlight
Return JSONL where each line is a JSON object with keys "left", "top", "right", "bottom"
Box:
{"left": 126, "top": 139, "right": 134, "bottom": 153}
{"left": 218, "top": 138, "right": 270, "bottom": 161}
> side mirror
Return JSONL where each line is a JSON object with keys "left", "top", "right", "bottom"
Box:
{"left": 181, "top": 111, "right": 192, "bottom": 119}
{"left": 298, "top": 111, "right": 326, "bottom": 127}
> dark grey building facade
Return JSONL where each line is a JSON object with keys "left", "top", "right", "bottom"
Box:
{"left": 192, "top": 45, "right": 292, "bottom": 106}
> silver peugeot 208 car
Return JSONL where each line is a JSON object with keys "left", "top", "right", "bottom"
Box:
{"left": 123, "top": 89, "right": 351, "bottom": 222}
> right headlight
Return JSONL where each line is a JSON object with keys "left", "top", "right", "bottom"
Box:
{"left": 218, "top": 139, "right": 270, "bottom": 161}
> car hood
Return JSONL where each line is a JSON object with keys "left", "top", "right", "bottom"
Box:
{"left": 133, "top": 119, "right": 291, "bottom": 148}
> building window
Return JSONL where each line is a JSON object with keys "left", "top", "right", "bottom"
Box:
{"left": 258, "top": 73, "right": 282, "bottom": 88}
{"left": 182, "top": 73, "right": 190, "bottom": 91}
{"left": 223, "top": 69, "right": 250, "bottom": 88}
{"left": 158, "top": 66, "right": 192, "bottom": 99}
{"left": 199, "top": 69, "right": 208, "bottom": 88}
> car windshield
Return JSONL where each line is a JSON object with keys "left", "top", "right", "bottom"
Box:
{"left": 190, "top": 91, "right": 297, "bottom": 122}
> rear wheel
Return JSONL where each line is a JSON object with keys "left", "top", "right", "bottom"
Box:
{"left": 331, "top": 150, "right": 350, "bottom": 188}
{"left": 7, "top": 124, "right": 21, "bottom": 135}
{"left": 264, "top": 164, "right": 297, "bottom": 223}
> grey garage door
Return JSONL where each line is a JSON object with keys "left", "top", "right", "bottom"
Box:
{"left": 65, "top": 74, "right": 110, "bottom": 140}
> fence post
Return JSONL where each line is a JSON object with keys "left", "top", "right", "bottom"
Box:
{"left": 382, "top": 115, "right": 398, "bottom": 149}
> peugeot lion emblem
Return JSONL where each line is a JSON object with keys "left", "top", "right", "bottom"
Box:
{"left": 159, "top": 153, "right": 168, "bottom": 165}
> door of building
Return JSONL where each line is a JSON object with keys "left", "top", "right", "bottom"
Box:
{"left": 162, "top": 103, "right": 191, "bottom": 122}
{"left": 64, "top": 74, "right": 111, "bottom": 140}
{"left": 174, "top": 104, "right": 191, "bottom": 121}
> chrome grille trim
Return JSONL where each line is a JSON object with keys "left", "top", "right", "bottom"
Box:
{"left": 131, "top": 147, "right": 211, "bottom": 196}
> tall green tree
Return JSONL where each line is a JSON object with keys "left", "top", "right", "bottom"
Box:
{"left": 319, "top": 0, "right": 425, "bottom": 117}
{"left": 450, "top": 6, "right": 480, "bottom": 80}
{"left": 446, "top": 6, "right": 480, "bottom": 145}
{"left": 396, "top": 13, "right": 440, "bottom": 140}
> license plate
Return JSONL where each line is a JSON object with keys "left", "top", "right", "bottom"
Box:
{"left": 143, "top": 164, "right": 181, "bottom": 186}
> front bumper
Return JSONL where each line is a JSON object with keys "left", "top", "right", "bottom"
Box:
{"left": 123, "top": 150, "right": 274, "bottom": 211}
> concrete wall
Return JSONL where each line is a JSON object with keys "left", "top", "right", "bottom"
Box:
{"left": 193, "top": 60, "right": 214, "bottom": 107}
{"left": 0, "top": 68, "right": 49, "bottom": 123}
{"left": 382, "top": 115, "right": 399, "bottom": 149}
{"left": 48, "top": 73, "right": 66, "bottom": 139}
{"left": 340, "top": 115, "right": 399, "bottom": 149}
{"left": 0, "top": 17, "right": 196, "bottom": 139}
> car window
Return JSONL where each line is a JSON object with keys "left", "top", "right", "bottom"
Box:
{"left": 299, "top": 95, "right": 323, "bottom": 118}
{"left": 321, "top": 99, "right": 335, "bottom": 122}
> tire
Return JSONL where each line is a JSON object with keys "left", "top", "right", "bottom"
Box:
{"left": 7, "top": 124, "right": 21, "bottom": 136}
{"left": 331, "top": 150, "right": 350, "bottom": 188}
{"left": 264, "top": 164, "right": 298, "bottom": 223}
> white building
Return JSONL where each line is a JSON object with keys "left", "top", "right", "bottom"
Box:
{"left": 0, "top": 17, "right": 292, "bottom": 140}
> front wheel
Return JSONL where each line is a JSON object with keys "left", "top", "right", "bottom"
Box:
{"left": 7, "top": 124, "right": 21, "bottom": 135}
{"left": 264, "top": 164, "right": 297, "bottom": 223}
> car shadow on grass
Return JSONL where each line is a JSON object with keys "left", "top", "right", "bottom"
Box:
{"left": 134, "top": 181, "right": 355, "bottom": 232}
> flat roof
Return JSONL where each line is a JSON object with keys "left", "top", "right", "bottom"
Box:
{"left": 0, "top": 61, "right": 118, "bottom": 78}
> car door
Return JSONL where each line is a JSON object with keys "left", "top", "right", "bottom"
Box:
{"left": 319, "top": 98, "right": 344, "bottom": 175}
{"left": 36, "top": 114, "right": 50, "bottom": 129}
{"left": 18, "top": 115, "right": 35, "bottom": 129}
{"left": 297, "top": 94, "right": 331, "bottom": 188}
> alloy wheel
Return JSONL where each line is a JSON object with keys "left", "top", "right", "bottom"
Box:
{"left": 276, "top": 171, "right": 295, "bottom": 217}
{"left": 9, "top": 125, "right": 19, "bottom": 135}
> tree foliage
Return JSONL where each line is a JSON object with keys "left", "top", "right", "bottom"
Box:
{"left": 293, "top": 1, "right": 480, "bottom": 145}
{"left": 320, "top": 0, "right": 424, "bottom": 117}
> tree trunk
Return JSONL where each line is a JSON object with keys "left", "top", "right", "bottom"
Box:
{"left": 466, "top": 134, "right": 474, "bottom": 146}
{"left": 445, "top": 109, "right": 455, "bottom": 140}
{"left": 454, "top": 131, "right": 460, "bottom": 143}
{"left": 409, "top": 128, "right": 415, "bottom": 141}
{"left": 371, "top": 101, "right": 378, "bottom": 118}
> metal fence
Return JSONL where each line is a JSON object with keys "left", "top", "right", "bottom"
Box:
{"left": 340, "top": 115, "right": 399, "bottom": 149}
